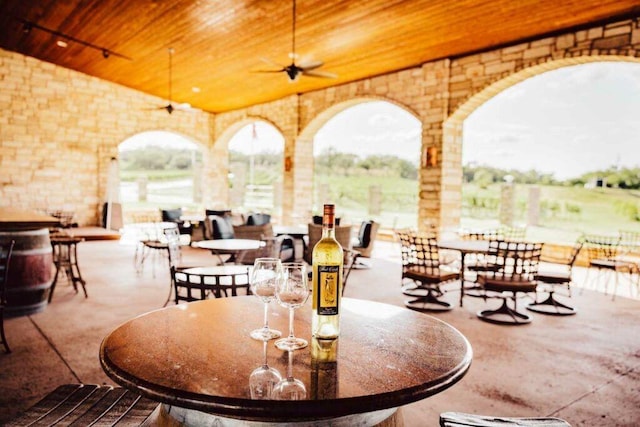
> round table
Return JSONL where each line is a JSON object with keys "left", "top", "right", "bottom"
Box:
{"left": 100, "top": 297, "right": 472, "bottom": 426}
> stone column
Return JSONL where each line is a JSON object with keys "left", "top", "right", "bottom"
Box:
{"left": 499, "top": 180, "right": 515, "bottom": 226}
{"left": 527, "top": 186, "right": 540, "bottom": 226}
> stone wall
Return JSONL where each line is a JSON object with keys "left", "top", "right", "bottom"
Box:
{"left": 0, "top": 49, "right": 216, "bottom": 225}
{"left": 2, "top": 17, "right": 639, "bottom": 229}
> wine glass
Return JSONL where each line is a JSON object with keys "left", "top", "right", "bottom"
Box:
{"left": 274, "top": 263, "right": 310, "bottom": 351}
{"left": 249, "top": 340, "right": 282, "bottom": 399}
{"left": 272, "top": 350, "right": 307, "bottom": 400}
{"left": 249, "top": 257, "right": 282, "bottom": 341}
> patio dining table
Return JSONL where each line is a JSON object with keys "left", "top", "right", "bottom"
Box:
{"left": 438, "top": 239, "right": 490, "bottom": 307}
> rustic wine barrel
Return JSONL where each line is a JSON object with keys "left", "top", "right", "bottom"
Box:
{"left": 0, "top": 228, "right": 53, "bottom": 316}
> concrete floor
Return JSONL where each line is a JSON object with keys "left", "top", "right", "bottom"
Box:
{"left": 0, "top": 238, "right": 639, "bottom": 426}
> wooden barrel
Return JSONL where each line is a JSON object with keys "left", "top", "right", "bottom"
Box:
{"left": 0, "top": 228, "right": 53, "bottom": 316}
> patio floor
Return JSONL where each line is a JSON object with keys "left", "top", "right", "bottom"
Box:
{"left": 0, "top": 237, "right": 639, "bottom": 426}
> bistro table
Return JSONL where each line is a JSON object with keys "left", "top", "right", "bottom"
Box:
{"left": 100, "top": 297, "right": 472, "bottom": 426}
{"left": 438, "top": 239, "right": 490, "bottom": 307}
{"left": 194, "top": 238, "right": 264, "bottom": 264}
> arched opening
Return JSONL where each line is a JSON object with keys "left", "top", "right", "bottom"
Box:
{"left": 312, "top": 100, "right": 421, "bottom": 228}
{"left": 461, "top": 61, "right": 640, "bottom": 243}
{"left": 117, "top": 130, "right": 204, "bottom": 223}
{"left": 228, "top": 121, "right": 285, "bottom": 220}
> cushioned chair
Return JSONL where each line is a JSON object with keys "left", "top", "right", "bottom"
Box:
{"left": 232, "top": 223, "right": 273, "bottom": 265}
{"left": 208, "top": 215, "right": 236, "bottom": 240}
{"left": 527, "top": 237, "right": 583, "bottom": 315}
{"left": 1, "top": 240, "right": 15, "bottom": 353}
{"left": 440, "top": 412, "right": 571, "bottom": 426}
{"left": 246, "top": 212, "right": 271, "bottom": 226}
{"left": 476, "top": 240, "right": 543, "bottom": 325}
{"left": 160, "top": 207, "right": 192, "bottom": 236}
{"left": 397, "top": 230, "right": 459, "bottom": 312}
{"left": 352, "top": 220, "right": 380, "bottom": 267}
{"left": 305, "top": 223, "right": 352, "bottom": 265}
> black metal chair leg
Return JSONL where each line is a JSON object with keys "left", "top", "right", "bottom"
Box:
{"left": 477, "top": 297, "right": 532, "bottom": 325}
{"left": 527, "top": 292, "right": 576, "bottom": 315}
{"left": 405, "top": 288, "right": 453, "bottom": 312}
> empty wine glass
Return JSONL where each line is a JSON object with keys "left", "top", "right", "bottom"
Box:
{"left": 249, "top": 340, "right": 282, "bottom": 399}
{"left": 274, "top": 263, "right": 310, "bottom": 351}
{"left": 250, "top": 257, "right": 282, "bottom": 341}
{"left": 272, "top": 350, "right": 307, "bottom": 400}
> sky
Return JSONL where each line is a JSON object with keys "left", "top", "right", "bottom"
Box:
{"left": 120, "top": 62, "right": 640, "bottom": 180}
{"left": 463, "top": 61, "right": 640, "bottom": 179}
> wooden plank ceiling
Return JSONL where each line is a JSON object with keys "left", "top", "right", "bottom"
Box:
{"left": 1, "top": 0, "right": 639, "bottom": 113}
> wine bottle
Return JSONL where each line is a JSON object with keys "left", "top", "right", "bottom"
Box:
{"left": 311, "top": 204, "right": 343, "bottom": 339}
{"left": 310, "top": 337, "right": 339, "bottom": 400}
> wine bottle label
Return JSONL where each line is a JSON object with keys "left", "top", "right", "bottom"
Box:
{"left": 316, "top": 265, "right": 340, "bottom": 315}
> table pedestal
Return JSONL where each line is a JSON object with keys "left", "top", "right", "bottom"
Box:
{"left": 157, "top": 405, "right": 401, "bottom": 427}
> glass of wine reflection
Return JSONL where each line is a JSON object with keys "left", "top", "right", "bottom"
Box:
{"left": 274, "top": 263, "right": 310, "bottom": 351}
{"left": 272, "top": 350, "right": 307, "bottom": 400}
{"left": 249, "top": 340, "right": 281, "bottom": 399}
{"left": 249, "top": 258, "right": 282, "bottom": 341}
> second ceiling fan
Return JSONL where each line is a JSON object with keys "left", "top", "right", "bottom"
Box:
{"left": 151, "top": 48, "right": 192, "bottom": 114}
{"left": 256, "top": 0, "right": 336, "bottom": 82}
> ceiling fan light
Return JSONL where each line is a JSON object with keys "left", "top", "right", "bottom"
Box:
{"left": 56, "top": 40, "right": 68, "bottom": 48}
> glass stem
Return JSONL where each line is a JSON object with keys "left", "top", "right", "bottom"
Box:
{"left": 263, "top": 302, "right": 269, "bottom": 330}
{"left": 288, "top": 307, "right": 295, "bottom": 339}
{"left": 261, "top": 340, "right": 268, "bottom": 367}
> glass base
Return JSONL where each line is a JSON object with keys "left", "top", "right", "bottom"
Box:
{"left": 250, "top": 327, "right": 282, "bottom": 341}
{"left": 275, "top": 336, "right": 308, "bottom": 351}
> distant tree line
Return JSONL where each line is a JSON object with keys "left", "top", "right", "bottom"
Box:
{"left": 121, "top": 145, "right": 640, "bottom": 189}
{"left": 120, "top": 145, "right": 201, "bottom": 171}
{"left": 464, "top": 164, "right": 640, "bottom": 189}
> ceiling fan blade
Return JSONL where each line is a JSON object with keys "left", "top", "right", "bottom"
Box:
{"left": 252, "top": 69, "right": 286, "bottom": 73}
{"left": 302, "top": 69, "right": 337, "bottom": 79}
{"left": 298, "top": 59, "right": 324, "bottom": 71}
{"left": 260, "top": 57, "right": 286, "bottom": 68}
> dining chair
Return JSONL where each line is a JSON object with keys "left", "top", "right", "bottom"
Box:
{"left": 475, "top": 240, "right": 543, "bottom": 325}
{"left": 527, "top": 237, "right": 583, "bottom": 315}
{"left": 0, "top": 240, "right": 15, "bottom": 353}
{"left": 582, "top": 234, "right": 637, "bottom": 300}
{"left": 351, "top": 220, "right": 380, "bottom": 268}
{"left": 397, "top": 230, "right": 459, "bottom": 312}
{"left": 160, "top": 207, "right": 193, "bottom": 237}
{"left": 305, "top": 223, "right": 352, "bottom": 266}
{"left": 171, "top": 267, "right": 251, "bottom": 303}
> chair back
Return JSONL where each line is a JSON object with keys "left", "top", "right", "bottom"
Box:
{"left": 482, "top": 240, "right": 542, "bottom": 283}
{"left": 161, "top": 208, "right": 182, "bottom": 222}
{"left": 396, "top": 230, "right": 446, "bottom": 278}
{"left": 172, "top": 268, "right": 250, "bottom": 303}
{"left": 0, "top": 240, "right": 15, "bottom": 306}
{"left": 306, "top": 223, "right": 352, "bottom": 265}
{"left": 354, "top": 220, "right": 380, "bottom": 257}
{"left": 619, "top": 230, "right": 640, "bottom": 252}
{"left": 460, "top": 228, "right": 501, "bottom": 241}
{"left": 246, "top": 212, "right": 271, "bottom": 226}
{"left": 164, "top": 227, "right": 182, "bottom": 269}
{"left": 208, "top": 215, "right": 235, "bottom": 240}
{"left": 582, "top": 234, "right": 620, "bottom": 261}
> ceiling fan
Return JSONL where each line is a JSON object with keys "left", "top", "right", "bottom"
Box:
{"left": 150, "top": 48, "right": 192, "bottom": 114}
{"left": 255, "top": 0, "right": 336, "bottom": 82}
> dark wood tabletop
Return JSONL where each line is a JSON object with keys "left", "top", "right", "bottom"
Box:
{"left": 100, "top": 297, "right": 472, "bottom": 423}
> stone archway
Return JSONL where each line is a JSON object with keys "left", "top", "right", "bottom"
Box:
{"left": 295, "top": 97, "right": 422, "bottom": 224}
{"left": 215, "top": 116, "right": 286, "bottom": 215}
{"left": 443, "top": 55, "right": 640, "bottom": 228}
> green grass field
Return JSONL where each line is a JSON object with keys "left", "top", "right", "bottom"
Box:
{"left": 121, "top": 171, "right": 640, "bottom": 244}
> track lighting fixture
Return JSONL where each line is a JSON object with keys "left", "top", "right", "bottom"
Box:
{"left": 18, "top": 18, "right": 131, "bottom": 60}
